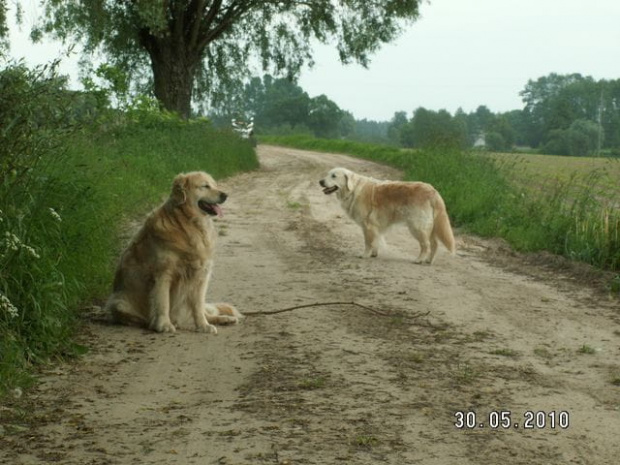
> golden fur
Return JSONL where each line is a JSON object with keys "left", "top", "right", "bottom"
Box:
{"left": 319, "top": 167, "right": 456, "bottom": 264}
{"left": 104, "top": 171, "right": 241, "bottom": 333}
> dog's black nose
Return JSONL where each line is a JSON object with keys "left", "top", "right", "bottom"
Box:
{"left": 319, "top": 179, "right": 326, "bottom": 187}
{"left": 219, "top": 192, "right": 228, "bottom": 203}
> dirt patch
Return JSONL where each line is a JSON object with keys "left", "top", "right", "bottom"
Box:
{"left": 1, "top": 145, "right": 619, "bottom": 464}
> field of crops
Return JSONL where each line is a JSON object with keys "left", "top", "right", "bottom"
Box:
{"left": 490, "top": 152, "right": 620, "bottom": 201}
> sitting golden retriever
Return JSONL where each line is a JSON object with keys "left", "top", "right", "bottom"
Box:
{"left": 104, "top": 171, "right": 241, "bottom": 333}
{"left": 319, "top": 167, "right": 456, "bottom": 264}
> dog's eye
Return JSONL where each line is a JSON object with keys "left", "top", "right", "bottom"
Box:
{"left": 202, "top": 184, "right": 211, "bottom": 189}
{"left": 331, "top": 174, "right": 336, "bottom": 178}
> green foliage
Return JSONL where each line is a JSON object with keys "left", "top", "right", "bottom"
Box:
{"left": 0, "top": 0, "right": 7, "bottom": 43}
{"left": 0, "top": 62, "right": 258, "bottom": 396}
{"left": 0, "top": 62, "right": 88, "bottom": 392}
{"left": 222, "top": 74, "right": 349, "bottom": 139}
{"left": 308, "top": 94, "right": 344, "bottom": 139}
{"left": 484, "top": 132, "right": 507, "bottom": 152}
{"left": 353, "top": 118, "right": 393, "bottom": 145}
{"left": 368, "top": 74, "right": 620, "bottom": 156}
{"left": 519, "top": 73, "right": 619, "bottom": 154}
{"left": 36, "top": 0, "right": 423, "bottom": 115}
{"left": 542, "top": 119, "right": 602, "bottom": 156}
{"left": 238, "top": 75, "right": 310, "bottom": 129}
{"left": 388, "top": 108, "right": 468, "bottom": 149}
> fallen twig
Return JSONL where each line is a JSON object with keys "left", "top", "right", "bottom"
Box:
{"left": 243, "top": 301, "right": 429, "bottom": 320}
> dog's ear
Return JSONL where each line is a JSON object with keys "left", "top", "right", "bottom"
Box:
{"left": 171, "top": 173, "right": 188, "bottom": 205}
{"left": 345, "top": 172, "right": 355, "bottom": 192}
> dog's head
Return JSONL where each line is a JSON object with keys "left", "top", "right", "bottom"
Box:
{"left": 319, "top": 167, "right": 355, "bottom": 196}
{"left": 171, "top": 171, "right": 227, "bottom": 217}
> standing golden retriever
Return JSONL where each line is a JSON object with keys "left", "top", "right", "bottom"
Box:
{"left": 104, "top": 171, "right": 241, "bottom": 333}
{"left": 319, "top": 167, "right": 456, "bottom": 264}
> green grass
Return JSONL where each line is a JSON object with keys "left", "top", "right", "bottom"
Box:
{"left": 533, "top": 347, "right": 554, "bottom": 359}
{"left": 353, "top": 434, "right": 379, "bottom": 449}
{"left": 490, "top": 348, "right": 519, "bottom": 358}
{"left": 296, "top": 376, "right": 327, "bottom": 390}
{"left": 0, "top": 119, "right": 257, "bottom": 396}
{"left": 577, "top": 344, "right": 597, "bottom": 355}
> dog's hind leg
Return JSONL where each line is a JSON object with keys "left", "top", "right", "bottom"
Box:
{"left": 205, "top": 303, "right": 242, "bottom": 325}
{"left": 408, "top": 225, "right": 432, "bottom": 264}
{"left": 106, "top": 295, "right": 145, "bottom": 327}
{"left": 428, "top": 236, "right": 439, "bottom": 264}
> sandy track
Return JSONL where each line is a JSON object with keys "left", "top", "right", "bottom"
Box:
{"left": 1, "top": 145, "right": 619, "bottom": 464}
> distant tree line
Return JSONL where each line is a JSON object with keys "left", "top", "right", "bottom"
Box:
{"left": 224, "top": 72, "right": 620, "bottom": 156}
{"left": 368, "top": 73, "right": 620, "bottom": 155}
{"left": 211, "top": 74, "right": 355, "bottom": 139}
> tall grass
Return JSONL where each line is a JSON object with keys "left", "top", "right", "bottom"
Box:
{"left": 0, "top": 63, "right": 258, "bottom": 395}
{"left": 264, "top": 135, "right": 620, "bottom": 279}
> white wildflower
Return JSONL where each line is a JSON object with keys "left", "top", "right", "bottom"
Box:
{"left": 4, "top": 232, "right": 20, "bottom": 251}
{"left": 2, "top": 232, "right": 40, "bottom": 258}
{"left": 23, "top": 245, "right": 40, "bottom": 259}
{"left": 0, "top": 292, "right": 19, "bottom": 318}
{"left": 49, "top": 208, "right": 62, "bottom": 222}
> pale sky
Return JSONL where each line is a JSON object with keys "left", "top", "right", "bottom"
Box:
{"left": 300, "top": 0, "right": 620, "bottom": 120}
{"left": 6, "top": 0, "right": 620, "bottom": 122}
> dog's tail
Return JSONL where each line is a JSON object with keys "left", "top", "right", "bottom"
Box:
{"left": 205, "top": 303, "right": 243, "bottom": 325}
{"left": 431, "top": 193, "right": 456, "bottom": 255}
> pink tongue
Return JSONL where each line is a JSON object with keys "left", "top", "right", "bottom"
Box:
{"left": 213, "top": 204, "right": 223, "bottom": 218}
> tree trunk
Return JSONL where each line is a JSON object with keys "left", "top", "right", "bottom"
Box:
{"left": 146, "top": 40, "right": 198, "bottom": 119}
{"left": 137, "top": 1, "right": 243, "bottom": 118}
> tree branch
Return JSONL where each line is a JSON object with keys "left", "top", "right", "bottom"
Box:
{"left": 188, "top": 0, "right": 210, "bottom": 49}
{"left": 197, "top": 0, "right": 252, "bottom": 50}
{"left": 243, "top": 301, "right": 430, "bottom": 320}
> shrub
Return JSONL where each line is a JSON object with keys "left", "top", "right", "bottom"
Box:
{"left": 485, "top": 132, "right": 507, "bottom": 152}
{"left": 1, "top": 62, "right": 86, "bottom": 392}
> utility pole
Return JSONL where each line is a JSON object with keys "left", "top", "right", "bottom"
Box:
{"left": 597, "top": 87, "right": 604, "bottom": 156}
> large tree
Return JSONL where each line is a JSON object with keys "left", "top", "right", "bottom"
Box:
{"left": 33, "top": 0, "right": 422, "bottom": 118}
{"left": 0, "top": 0, "right": 8, "bottom": 49}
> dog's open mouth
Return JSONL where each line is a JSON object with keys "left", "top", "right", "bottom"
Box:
{"left": 198, "top": 200, "right": 223, "bottom": 217}
{"left": 322, "top": 186, "right": 338, "bottom": 195}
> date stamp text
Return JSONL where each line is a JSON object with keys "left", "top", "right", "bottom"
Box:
{"left": 454, "top": 410, "right": 570, "bottom": 430}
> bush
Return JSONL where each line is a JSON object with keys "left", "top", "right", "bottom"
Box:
{"left": 485, "top": 132, "right": 508, "bottom": 152}
{"left": 1, "top": 62, "right": 86, "bottom": 392}
{"left": 542, "top": 119, "right": 602, "bottom": 156}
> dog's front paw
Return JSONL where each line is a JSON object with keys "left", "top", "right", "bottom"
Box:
{"left": 150, "top": 318, "right": 176, "bottom": 333}
{"left": 362, "top": 251, "right": 378, "bottom": 258}
{"left": 196, "top": 322, "right": 218, "bottom": 334}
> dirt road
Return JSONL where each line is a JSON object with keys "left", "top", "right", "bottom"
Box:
{"left": 1, "top": 145, "right": 619, "bottom": 464}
